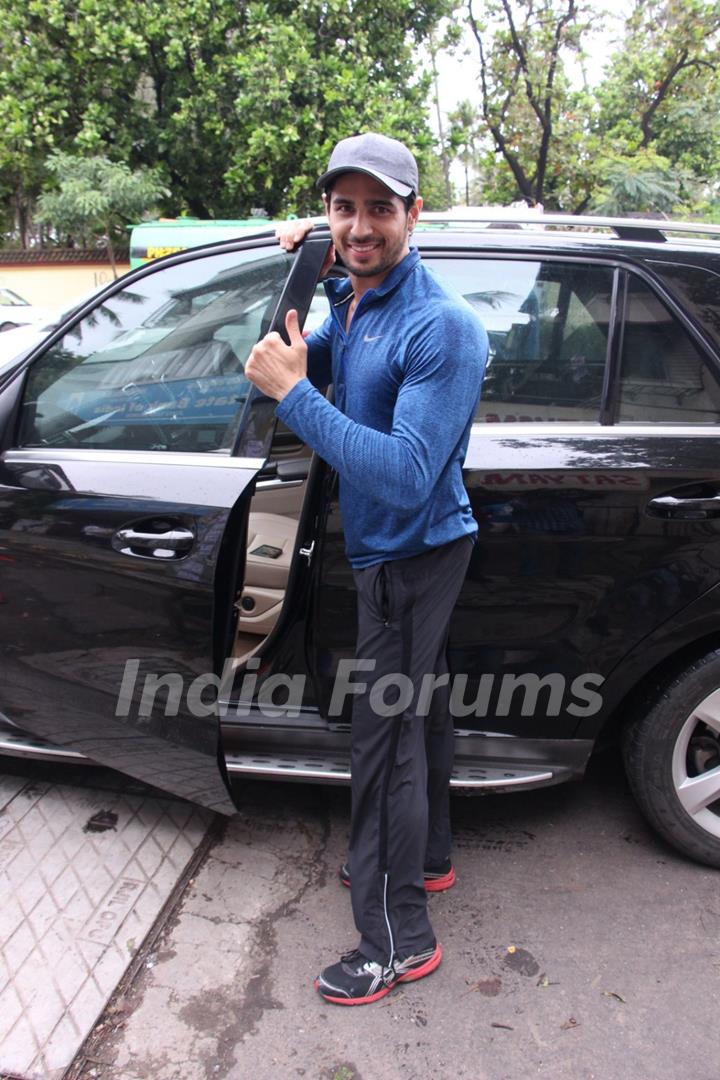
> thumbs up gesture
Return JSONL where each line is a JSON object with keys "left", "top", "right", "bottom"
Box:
{"left": 245, "top": 308, "right": 308, "bottom": 402}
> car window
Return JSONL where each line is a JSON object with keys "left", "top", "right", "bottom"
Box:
{"left": 428, "top": 258, "right": 614, "bottom": 422}
{"left": 617, "top": 274, "right": 720, "bottom": 423}
{"left": 17, "top": 249, "right": 291, "bottom": 453}
{"left": 305, "top": 281, "right": 331, "bottom": 332}
{"left": 648, "top": 260, "right": 720, "bottom": 356}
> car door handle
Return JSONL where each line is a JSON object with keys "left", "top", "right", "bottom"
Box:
{"left": 112, "top": 526, "right": 195, "bottom": 558}
{"left": 647, "top": 494, "right": 720, "bottom": 520}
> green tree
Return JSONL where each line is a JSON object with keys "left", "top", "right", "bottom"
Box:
{"left": 591, "top": 149, "right": 697, "bottom": 215}
{"left": 448, "top": 100, "right": 480, "bottom": 204}
{"left": 36, "top": 154, "right": 168, "bottom": 276}
{"left": 464, "top": 0, "right": 592, "bottom": 209}
{"left": 596, "top": 0, "right": 720, "bottom": 154}
{"left": 0, "top": 0, "right": 452, "bottom": 241}
{"left": 593, "top": 0, "right": 720, "bottom": 212}
{"left": 448, "top": 0, "right": 720, "bottom": 215}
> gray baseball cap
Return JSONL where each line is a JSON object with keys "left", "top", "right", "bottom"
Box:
{"left": 317, "top": 133, "right": 419, "bottom": 198}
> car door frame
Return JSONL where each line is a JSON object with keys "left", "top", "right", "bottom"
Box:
{"left": 0, "top": 234, "right": 331, "bottom": 814}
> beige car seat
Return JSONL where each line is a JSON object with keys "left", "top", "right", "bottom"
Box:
{"left": 235, "top": 512, "right": 299, "bottom": 638}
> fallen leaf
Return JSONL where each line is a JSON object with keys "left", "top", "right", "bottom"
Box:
{"left": 491, "top": 1023, "right": 514, "bottom": 1030}
{"left": 560, "top": 1017, "right": 579, "bottom": 1030}
{"left": 601, "top": 991, "right": 626, "bottom": 1003}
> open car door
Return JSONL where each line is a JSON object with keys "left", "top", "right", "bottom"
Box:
{"left": 0, "top": 236, "right": 331, "bottom": 814}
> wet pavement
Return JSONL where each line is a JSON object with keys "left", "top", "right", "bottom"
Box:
{"left": 2, "top": 752, "right": 720, "bottom": 1080}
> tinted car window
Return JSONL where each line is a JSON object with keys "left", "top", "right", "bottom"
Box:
{"left": 429, "top": 258, "right": 614, "bottom": 422}
{"left": 618, "top": 274, "right": 720, "bottom": 423}
{"left": 18, "top": 249, "right": 290, "bottom": 453}
{"left": 649, "top": 260, "right": 720, "bottom": 355}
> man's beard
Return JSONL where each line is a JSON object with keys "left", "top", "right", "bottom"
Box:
{"left": 340, "top": 233, "right": 408, "bottom": 278}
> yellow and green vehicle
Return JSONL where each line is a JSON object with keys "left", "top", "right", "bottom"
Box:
{"left": 129, "top": 217, "right": 281, "bottom": 269}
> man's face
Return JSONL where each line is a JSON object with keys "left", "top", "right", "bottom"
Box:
{"left": 323, "top": 173, "right": 420, "bottom": 287}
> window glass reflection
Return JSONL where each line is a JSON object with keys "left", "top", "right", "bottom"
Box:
{"left": 428, "top": 258, "right": 613, "bottom": 423}
{"left": 19, "top": 250, "right": 291, "bottom": 453}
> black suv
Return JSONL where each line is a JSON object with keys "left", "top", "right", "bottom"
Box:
{"left": 2, "top": 213, "right": 720, "bottom": 869}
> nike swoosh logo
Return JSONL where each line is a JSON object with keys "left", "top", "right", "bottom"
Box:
{"left": 363, "top": 334, "right": 383, "bottom": 342}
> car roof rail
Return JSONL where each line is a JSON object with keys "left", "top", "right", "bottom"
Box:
{"left": 417, "top": 211, "right": 720, "bottom": 244}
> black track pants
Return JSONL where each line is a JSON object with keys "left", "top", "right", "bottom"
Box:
{"left": 348, "top": 535, "right": 473, "bottom": 966}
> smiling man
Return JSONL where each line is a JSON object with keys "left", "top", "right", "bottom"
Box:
{"left": 245, "top": 132, "right": 488, "bottom": 1005}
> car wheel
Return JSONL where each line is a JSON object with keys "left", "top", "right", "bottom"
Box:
{"left": 623, "top": 651, "right": 720, "bottom": 868}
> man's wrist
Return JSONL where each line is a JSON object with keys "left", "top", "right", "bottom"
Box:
{"left": 275, "top": 375, "right": 305, "bottom": 403}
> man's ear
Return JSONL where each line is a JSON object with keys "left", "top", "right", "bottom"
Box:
{"left": 408, "top": 195, "right": 423, "bottom": 233}
{"left": 321, "top": 192, "right": 330, "bottom": 212}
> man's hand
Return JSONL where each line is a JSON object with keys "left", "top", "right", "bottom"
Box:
{"left": 276, "top": 218, "right": 336, "bottom": 277}
{"left": 275, "top": 218, "right": 315, "bottom": 251}
{"left": 245, "top": 308, "right": 308, "bottom": 402}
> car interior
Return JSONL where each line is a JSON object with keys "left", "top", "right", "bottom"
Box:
{"left": 232, "top": 434, "right": 312, "bottom": 658}
{"left": 230, "top": 282, "right": 329, "bottom": 661}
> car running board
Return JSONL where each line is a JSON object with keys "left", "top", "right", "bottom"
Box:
{"left": 0, "top": 719, "right": 88, "bottom": 760}
{"left": 0, "top": 719, "right": 559, "bottom": 792}
{"left": 224, "top": 750, "right": 555, "bottom": 790}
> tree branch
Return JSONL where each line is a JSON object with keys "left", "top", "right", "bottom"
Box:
{"left": 498, "top": 65, "right": 521, "bottom": 125}
{"left": 640, "top": 51, "right": 715, "bottom": 145}
{"left": 536, "top": 0, "right": 576, "bottom": 199}
{"left": 467, "top": 1, "right": 491, "bottom": 122}
{"left": 500, "top": 0, "right": 548, "bottom": 132}
{"left": 491, "top": 124, "right": 536, "bottom": 202}
{"left": 572, "top": 191, "right": 592, "bottom": 214}
{"left": 468, "top": 0, "right": 534, "bottom": 201}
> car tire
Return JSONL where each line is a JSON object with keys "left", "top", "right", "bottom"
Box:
{"left": 622, "top": 650, "right": 720, "bottom": 869}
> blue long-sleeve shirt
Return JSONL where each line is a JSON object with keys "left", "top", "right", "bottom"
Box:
{"left": 275, "top": 248, "right": 488, "bottom": 568}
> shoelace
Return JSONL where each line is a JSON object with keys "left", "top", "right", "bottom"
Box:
{"left": 340, "top": 949, "right": 394, "bottom": 979}
{"left": 340, "top": 948, "right": 365, "bottom": 965}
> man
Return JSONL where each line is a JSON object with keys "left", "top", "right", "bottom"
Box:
{"left": 245, "top": 132, "right": 488, "bottom": 1005}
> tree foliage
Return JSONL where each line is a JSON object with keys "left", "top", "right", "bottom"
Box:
{"left": 593, "top": 0, "right": 720, "bottom": 212}
{"left": 596, "top": 0, "right": 720, "bottom": 154}
{"left": 464, "top": 0, "right": 591, "bottom": 209}
{"left": 0, "top": 0, "right": 451, "bottom": 243}
{"left": 447, "top": 0, "right": 720, "bottom": 215}
{"left": 5, "top": 0, "right": 720, "bottom": 234}
{"left": 36, "top": 154, "right": 168, "bottom": 275}
{"left": 448, "top": 99, "right": 481, "bottom": 205}
{"left": 591, "top": 149, "right": 697, "bottom": 215}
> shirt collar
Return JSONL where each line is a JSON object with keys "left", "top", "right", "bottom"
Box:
{"left": 324, "top": 247, "right": 421, "bottom": 308}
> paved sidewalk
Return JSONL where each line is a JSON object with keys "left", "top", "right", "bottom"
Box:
{"left": 65, "top": 756, "right": 720, "bottom": 1080}
{"left": 0, "top": 763, "right": 211, "bottom": 1079}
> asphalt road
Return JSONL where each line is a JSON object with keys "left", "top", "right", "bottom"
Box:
{"left": 7, "top": 751, "right": 720, "bottom": 1080}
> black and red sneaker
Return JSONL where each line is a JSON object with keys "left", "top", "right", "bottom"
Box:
{"left": 315, "top": 942, "right": 442, "bottom": 1006}
{"left": 338, "top": 859, "right": 456, "bottom": 893}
